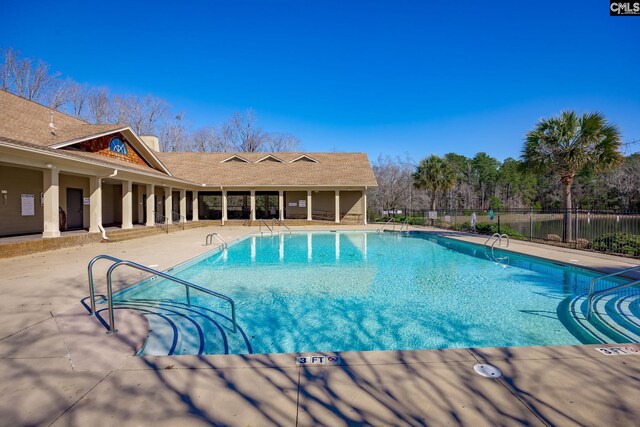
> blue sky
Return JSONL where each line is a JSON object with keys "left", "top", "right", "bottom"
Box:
{"left": 2, "top": 0, "right": 639, "bottom": 161}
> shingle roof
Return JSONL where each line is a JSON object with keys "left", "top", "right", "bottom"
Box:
{"left": 0, "top": 89, "right": 124, "bottom": 146}
{"left": 1, "top": 90, "right": 378, "bottom": 188}
{"left": 156, "top": 152, "right": 378, "bottom": 187}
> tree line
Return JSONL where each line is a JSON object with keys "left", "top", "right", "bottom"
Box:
{"left": 0, "top": 48, "right": 301, "bottom": 152}
{"left": 371, "top": 147, "right": 640, "bottom": 213}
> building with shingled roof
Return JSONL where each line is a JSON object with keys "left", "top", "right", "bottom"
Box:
{"left": 0, "top": 90, "right": 377, "bottom": 239}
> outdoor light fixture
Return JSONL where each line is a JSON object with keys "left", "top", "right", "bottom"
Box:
{"left": 45, "top": 163, "right": 53, "bottom": 169}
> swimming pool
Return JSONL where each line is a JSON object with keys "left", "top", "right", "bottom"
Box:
{"left": 114, "top": 231, "right": 640, "bottom": 356}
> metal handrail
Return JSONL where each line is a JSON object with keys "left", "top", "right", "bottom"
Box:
{"left": 153, "top": 211, "right": 169, "bottom": 234}
{"left": 484, "top": 233, "right": 501, "bottom": 246}
{"left": 205, "top": 232, "right": 228, "bottom": 248}
{"left": 87, "top": 255, "right": 237, "bottom": 334}
{"left": 586, "top": 265, "right": 640, "bottom": 319}
{"left": 273, "top": 218, "right": 292, "bottom": 234}
{"left": 377, "top": 217, "right": 396, "bottom": 233}
{"left": 490, "top": 234, "right": 510, "bottom": 249}
{"left": 259, "top": 218, "right": 273, "bottom": 235}
{"left": 171, "top": 211, "right": 186, "bottom": 230}
{"left": 87, "top": 254, "right": 123, "bottom": 316}
{"left": 398, "top": 218, "right": 409, "bottom": 232}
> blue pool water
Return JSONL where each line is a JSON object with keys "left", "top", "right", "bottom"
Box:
{"left": 115, "top": 232, "right": 640, "bottom": 355}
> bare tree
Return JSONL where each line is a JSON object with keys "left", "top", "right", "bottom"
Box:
{"left": 67, "top": 81, "right": 90, "bottom": 118}
{"left": 86, "top": 87, "right": 111, "bottom": 124}
{"left": 266, "top": 132, "right": 301, "bottom": 152}
{"left": 1, "top": 48, "right": 303, "bottom": 154}
{"left": 224, "top": 109, "right": 268, "bottom": 151}
{"left": 161, "top": 114, "right": 188, "bottom": 152}
{"left": 11, "top": 55, "right": 59, "bottom": 103}
{"left": 111, "top": 95, "right": 168, "bottom": 134}
{"left": 0, "top": 48, "right": 17, "bottom": 91}
{"left": 191, "top": 127, "right": 216, "bottom": 152}
{"left": 369, "top": 155, "right": 414, "bottom": 214}
{"left": 44, "top": 78, "right": 71, "bottom": 110}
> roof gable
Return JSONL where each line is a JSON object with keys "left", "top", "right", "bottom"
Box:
{"left": 256, "top": 154, "right": 284, "bottom": 163}
{"left": 290, "top": 154, "right": 318, "bottom": 163}
{"left": 221, "top": 155, "right": 250, "bottom": 163}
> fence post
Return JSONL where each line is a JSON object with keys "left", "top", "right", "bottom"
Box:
{"left": 529, "top": 208, "right": 533, "bottom": 241}
{"left": 574, "top": 207, "right": 579, "bottom": 249}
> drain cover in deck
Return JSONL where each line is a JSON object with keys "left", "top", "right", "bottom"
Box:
{"left": 473, "top": 364, "right": 502, "bottom": 378}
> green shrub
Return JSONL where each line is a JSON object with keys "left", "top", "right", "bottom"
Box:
{"left": 588, "top": 232, "right": 640, "bottom": 256}
{"left": 452, "top": 221, "right": 524, "bottom": 240}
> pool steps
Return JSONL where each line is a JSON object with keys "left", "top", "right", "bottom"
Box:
{"left": 115, "top": 299, "right": 252, "bottom": 356}
{"left": 567, "top": 291, "right": 640, "bottom": 344}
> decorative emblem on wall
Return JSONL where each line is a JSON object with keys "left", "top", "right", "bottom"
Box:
{"left": 109, "top": 137, "right": 128, "bottom": 155}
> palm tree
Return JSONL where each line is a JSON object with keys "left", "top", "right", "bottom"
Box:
{"left": 522, "top": 111, "right": 622, "bottom": 242}
{"left": 414, "top": 155, "right": 456, "bottom": 212}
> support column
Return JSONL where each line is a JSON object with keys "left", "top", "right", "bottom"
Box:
{"left": 89, "top": 176, "right": 102, "bottom": 234}
{"left": 121, "top": 181, "right": 133, "bottom": 229}
{"left": 222, "top": 190, "right": 227, "bottom": 224}
{"left": 192, "top": 190, "right": 199, "bottom": 221}
{"left": 278, "top": 190, "right": 284, "bottom": 221}
{"left": 137, "top": 185, "right": 145, "bottom": 224}
{"left": 362, "top": 190, "right": 368, "bottom": 225}
{"left": 179, "top": 189, "right": 186, "bottom": 223}
{"left": 42, "top": 168, "right": 60, "bottom": 238}
{"left": 145, "top": 184, "right": 155, "bottom": 226}
{"left": 335, "top": 190, "right": 340, "bottom": 223}
{"left": 250, "top": 190, "right": 256, "bottom": 221}
{"left": 165, "top": 187, "right": 173, "bottom": 224}
{"left": 307, "top": 190, "right": 312, "bottom": 221}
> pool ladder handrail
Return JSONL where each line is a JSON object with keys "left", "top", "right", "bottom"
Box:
{"left": 259, "top": 218, "right": 273, "bottom": 235}
{"left": 586, "top": 265, "right": 640, "bottom": 320}
{"left": 377, "top": 217, "right": 396, "bottom": 233}
{"left": 87, "top": 255, "right": 237, "bottom": 334}
{"left": 205, "top": 232, "right": 228, "bottom": 248}
{"left": 484, "top": 233, "right": 509, "bottom": 248}
{"left": 272, "top": 218, "right": 292, "bottom": 234}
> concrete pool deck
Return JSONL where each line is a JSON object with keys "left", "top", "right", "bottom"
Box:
{"left": 0, "top": 225, "right": 639, "bottom": 426}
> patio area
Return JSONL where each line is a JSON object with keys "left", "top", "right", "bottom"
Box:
{"left": 1, "top": 225, "right": 639, "bottom": 426}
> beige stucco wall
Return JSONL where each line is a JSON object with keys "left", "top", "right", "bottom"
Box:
{"left": 284, "top": 191, "right": 307, "bottom": 219}
{"left": 102, "top": 183, "right": 122, "bottom": 225}
{"left": 59, "top": 174, "right": 90, "bottom": 229}
{"left": 339, "top": 191, "right": 362, "bottom": 218}
{"left": 0, "top": 166, "right": 44, "bottom": 236}
{"left": 312, "top": 191, "right": 335, "bottom": 218}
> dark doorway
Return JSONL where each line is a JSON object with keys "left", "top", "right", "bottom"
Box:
{"left": 227, "top": 191, "right": 250, "bottom": 219}
{"left": 142, "top": 194, "right": 147, "bottom": 222}
{"left": 256, "top": 191, "right": 279, "bottom": 219}
{"left": 66, "top": 188, "right": 83, "bottom": 230}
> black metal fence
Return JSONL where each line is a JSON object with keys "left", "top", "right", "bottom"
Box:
{"left": 370, "top": 208, "right": 640, "bottom": 259}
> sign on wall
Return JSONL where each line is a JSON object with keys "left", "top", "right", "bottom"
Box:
{"left": 21, "top": 194, "right": 35, "bottom": 216}
{"left": 83, "top": 197, "right": 91, "bottom": 205}
{"left": 299, "top": 200, "right": 306, "bottom": 208}
{"left": 288, "top": 202, "right": 297, "bottom": 207}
